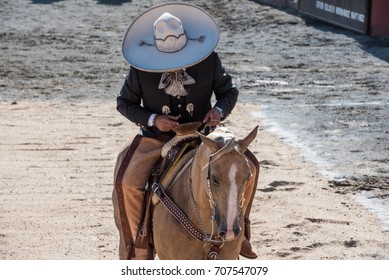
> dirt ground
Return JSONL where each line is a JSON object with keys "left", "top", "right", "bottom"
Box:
{"left": 1, "top": 0, "right": 388, "bottom": 260}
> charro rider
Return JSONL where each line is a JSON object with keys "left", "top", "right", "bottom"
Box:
{"left": 113, "top": 2, "right": 258, "bottom": 260}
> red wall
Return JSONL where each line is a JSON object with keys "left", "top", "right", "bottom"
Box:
{"left": 370, "top": 0, "right": 389, "bottom": 36}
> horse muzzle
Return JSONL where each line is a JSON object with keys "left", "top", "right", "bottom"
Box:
{"left": 216, "top": 216, "right": 242, "bottom": 241}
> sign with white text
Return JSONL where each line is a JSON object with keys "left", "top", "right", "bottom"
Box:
{"left": 299, "top": 0, "right": 369, "bottom": 34}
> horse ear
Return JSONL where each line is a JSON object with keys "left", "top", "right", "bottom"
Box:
{"left": 197, "top": 132, "right": 219, "bottom": 153}
{"left": 237, "top": 126, "right": 258, "bottom": 152}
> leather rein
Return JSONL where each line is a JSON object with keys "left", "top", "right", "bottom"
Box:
{"left": 152, "top": 172, "right": 225, "bottom": 260}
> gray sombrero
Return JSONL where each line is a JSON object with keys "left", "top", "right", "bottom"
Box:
{"left": 122, "top": 2, "right": 219, "bottom": 72}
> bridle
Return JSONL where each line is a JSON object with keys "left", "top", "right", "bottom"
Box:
{"left": 152, "top": 138, "right": 250, "bottom": 259}
{"left": 188, "top": 139, "right": 250, "bottom": 246}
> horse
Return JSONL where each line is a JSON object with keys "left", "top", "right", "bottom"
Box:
{"left": 152, "top": 125, "right": 258, "bottom": 259}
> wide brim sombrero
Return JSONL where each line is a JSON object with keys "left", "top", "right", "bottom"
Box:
{"left": 122, "top": 3, "right": 219, "bottom": 72}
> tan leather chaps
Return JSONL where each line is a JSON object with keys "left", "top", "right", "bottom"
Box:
{"left": 113, "top": 135, "right": 164, "bottom": 260}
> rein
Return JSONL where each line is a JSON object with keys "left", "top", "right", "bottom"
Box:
{"left": 152, "top": 181, "right": 210, "bottom": 242}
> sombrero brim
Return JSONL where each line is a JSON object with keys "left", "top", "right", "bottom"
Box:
{"left": 122, "top": 3, "right": 219, "bottom": 72}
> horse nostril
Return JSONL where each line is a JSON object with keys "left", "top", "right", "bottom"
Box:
{"left": 218, "top": 231, "right": 226, "bottom": 238}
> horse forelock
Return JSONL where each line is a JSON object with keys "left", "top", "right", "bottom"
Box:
{"left": 207, "top": 127, "right": 237, "bottom": 149}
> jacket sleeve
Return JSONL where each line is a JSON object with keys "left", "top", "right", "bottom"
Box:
{"left": 212, "top": 52, "right": 239, "bottom": 118}
{"left": 116, "top": 67, "right": 153, "bottom": 128}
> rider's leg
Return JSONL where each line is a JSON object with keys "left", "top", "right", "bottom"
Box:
{"left": 113, "top": 135, "right": 164, "bottom": 260}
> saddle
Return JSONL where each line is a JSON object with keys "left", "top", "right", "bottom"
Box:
{"left": 133, "top": 122, "right": 202, "bottom": 259}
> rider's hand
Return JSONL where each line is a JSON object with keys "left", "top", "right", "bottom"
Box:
{"left": 203, "top": 108, "right": 221, "bottom": 127}
{"left": 155, "top": 115, "right": 180, "bottom": 132}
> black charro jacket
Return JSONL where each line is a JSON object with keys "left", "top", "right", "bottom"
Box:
{"left": 117, "top": 51, "right": 239, "bottom": 138}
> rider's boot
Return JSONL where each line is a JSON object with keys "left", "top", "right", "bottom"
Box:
{"left": 240, "top": 150, "right": 259, "bottom": 259}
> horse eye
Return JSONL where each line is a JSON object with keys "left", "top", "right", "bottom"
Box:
{"left": 211, "top": 176, "right": 220, "bottom": 186}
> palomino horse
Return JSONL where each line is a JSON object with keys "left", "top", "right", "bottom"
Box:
{"left": 153, "top": 126, "right": 258, "bottom": 259}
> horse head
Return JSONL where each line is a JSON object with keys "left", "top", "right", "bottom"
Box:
{"left": 196, "top": 126, "right": 258, "bottom": 241}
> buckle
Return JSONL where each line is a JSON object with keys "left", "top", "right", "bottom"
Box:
{"left": 151, "top": 182, "right": 162, "bottom": 198}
